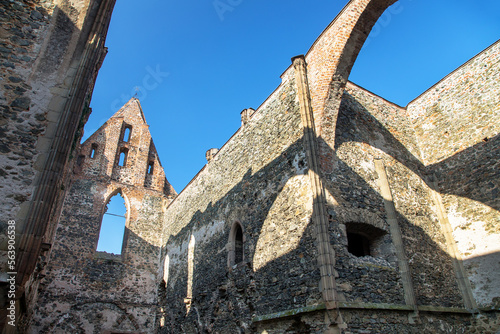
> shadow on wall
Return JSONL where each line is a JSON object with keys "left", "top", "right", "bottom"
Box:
{"left": 159, "top": 92, "right": 498, "bottom": 332}
{"left": 463, "top": 252, "right": 500, "bottom": 308}
{"left": 335, "top": 91, "right": 499, "bottom": 212}
{"left": 334, "top": 90, "right": 500, "bottom": 310}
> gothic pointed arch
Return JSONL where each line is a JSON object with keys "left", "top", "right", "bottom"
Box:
{"left": 227, "top": 221, "right": 245, "bottom": 268}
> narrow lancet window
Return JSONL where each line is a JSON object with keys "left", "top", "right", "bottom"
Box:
{"left": 122, "top": 125, "right": 132, "bottom": 142}
{"left": 90, "top": 143, "right": 98, "bottom": 158}
{"left": 234, "top": 224, "right": 243, "bottom": 264}
{"left": 228, "top": 222, "right": 244, "bottom": 267}
{"left": 118, "top": 148, "right": 128, "bottom": 167}
{"left": 185, "top": 234, "right": 195, "bottom": 314}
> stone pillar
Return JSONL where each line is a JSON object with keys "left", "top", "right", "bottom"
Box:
{"left": 16, "top": 0, "right": 116, "bottom": 291}
{"left": 428, "top": 176, "right": 477, "bottom": 310}
{"left": 374, "top": 158, "right": 419, "bottom": 320}
{"left": 292, "top": 55, "right": 344, "bottom": 332}
{"left": 185, "top": 234, "right": 195, "bottom": 314}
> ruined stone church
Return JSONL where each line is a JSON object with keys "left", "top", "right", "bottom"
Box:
{"left": 1, "top": 0, "right": 499, "bottom": 333}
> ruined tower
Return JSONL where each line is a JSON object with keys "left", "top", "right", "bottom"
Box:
{"left": 28, "top": 98, "right": 175, "bottom": 333}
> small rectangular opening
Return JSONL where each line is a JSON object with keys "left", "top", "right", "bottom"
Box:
{"left": 90, "top": 144, "right": 98, "bottom": 159}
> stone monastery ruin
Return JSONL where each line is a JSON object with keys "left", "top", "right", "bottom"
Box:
{"left": 0, "top": 0, "right": 499, "bottom": 333}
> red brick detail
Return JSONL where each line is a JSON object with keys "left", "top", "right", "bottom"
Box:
{"left": 304, "top": 0, "right": 397, "bottom": 173}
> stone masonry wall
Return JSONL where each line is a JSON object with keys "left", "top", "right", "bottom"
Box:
{"left": 0, "top": 0, "right": 110, "bottom": 258}
{"left": 255, "top": 308, "right": 492, "bottom": 334}
{"left": 254, "top": 72, "right": 496, "bottom": 333}
{"left": 0, "top": 1, "right": 114, "bottom": 330}
{"left": 408, "top": 40, "right": 500, "bottom": 308}
{"left": 156, "top": 46, "right": 499, "bottom": 331}
{"left": 30, "top": 180, "right": 165, "bottom": 333}
{"left": 159, "top": 68, "right": 321, "bottom": 333}
{"left": 327, "top": 82, "right": 463, "bottom": 308}
{"left": 0, "top": 0, "right": 55, "bottom": 229}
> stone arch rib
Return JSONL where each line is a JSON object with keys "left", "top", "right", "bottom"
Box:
{"left": 304, "top": 0, "right": 398, "bottom": 173}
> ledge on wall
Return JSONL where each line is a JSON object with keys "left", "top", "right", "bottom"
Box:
{"left": 252, "top": 302, "right": 478, "bottom": 323}
{"left": 94, "top": 251, "right": 122, "bottom": 262}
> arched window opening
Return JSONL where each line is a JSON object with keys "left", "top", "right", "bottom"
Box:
{"left": 97, "top": 193, "right": 126, "bottom": 255}
{"left": 345, "top": 222, "right": 386, "bottom": 258}
{"left": 163, "top": 254, "right": 170, "bottom": 285}
{"left": 234, "top": 225, "right": 243, "bottom": 264}
{"left": 228, "top": 222, "right": 244, "bottom": 267}
{"left": 122, "top": 125, "right": 132, "bottom": 142}
{"left": 118, "top": 148, "right": 128, "bottom": 167}
{"left": 147, "top": 161, "right": 154, "bottom": 174}
{"left": 90, "top": 143, "right": 98, "bottom": 158}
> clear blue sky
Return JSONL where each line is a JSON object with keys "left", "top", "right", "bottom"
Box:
{"left": 84, "top": 0, "right": 500, "bottom": 193}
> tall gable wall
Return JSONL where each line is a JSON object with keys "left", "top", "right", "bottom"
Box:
{"left": 29, "top": 100, "right": 174, "bottom": 333}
